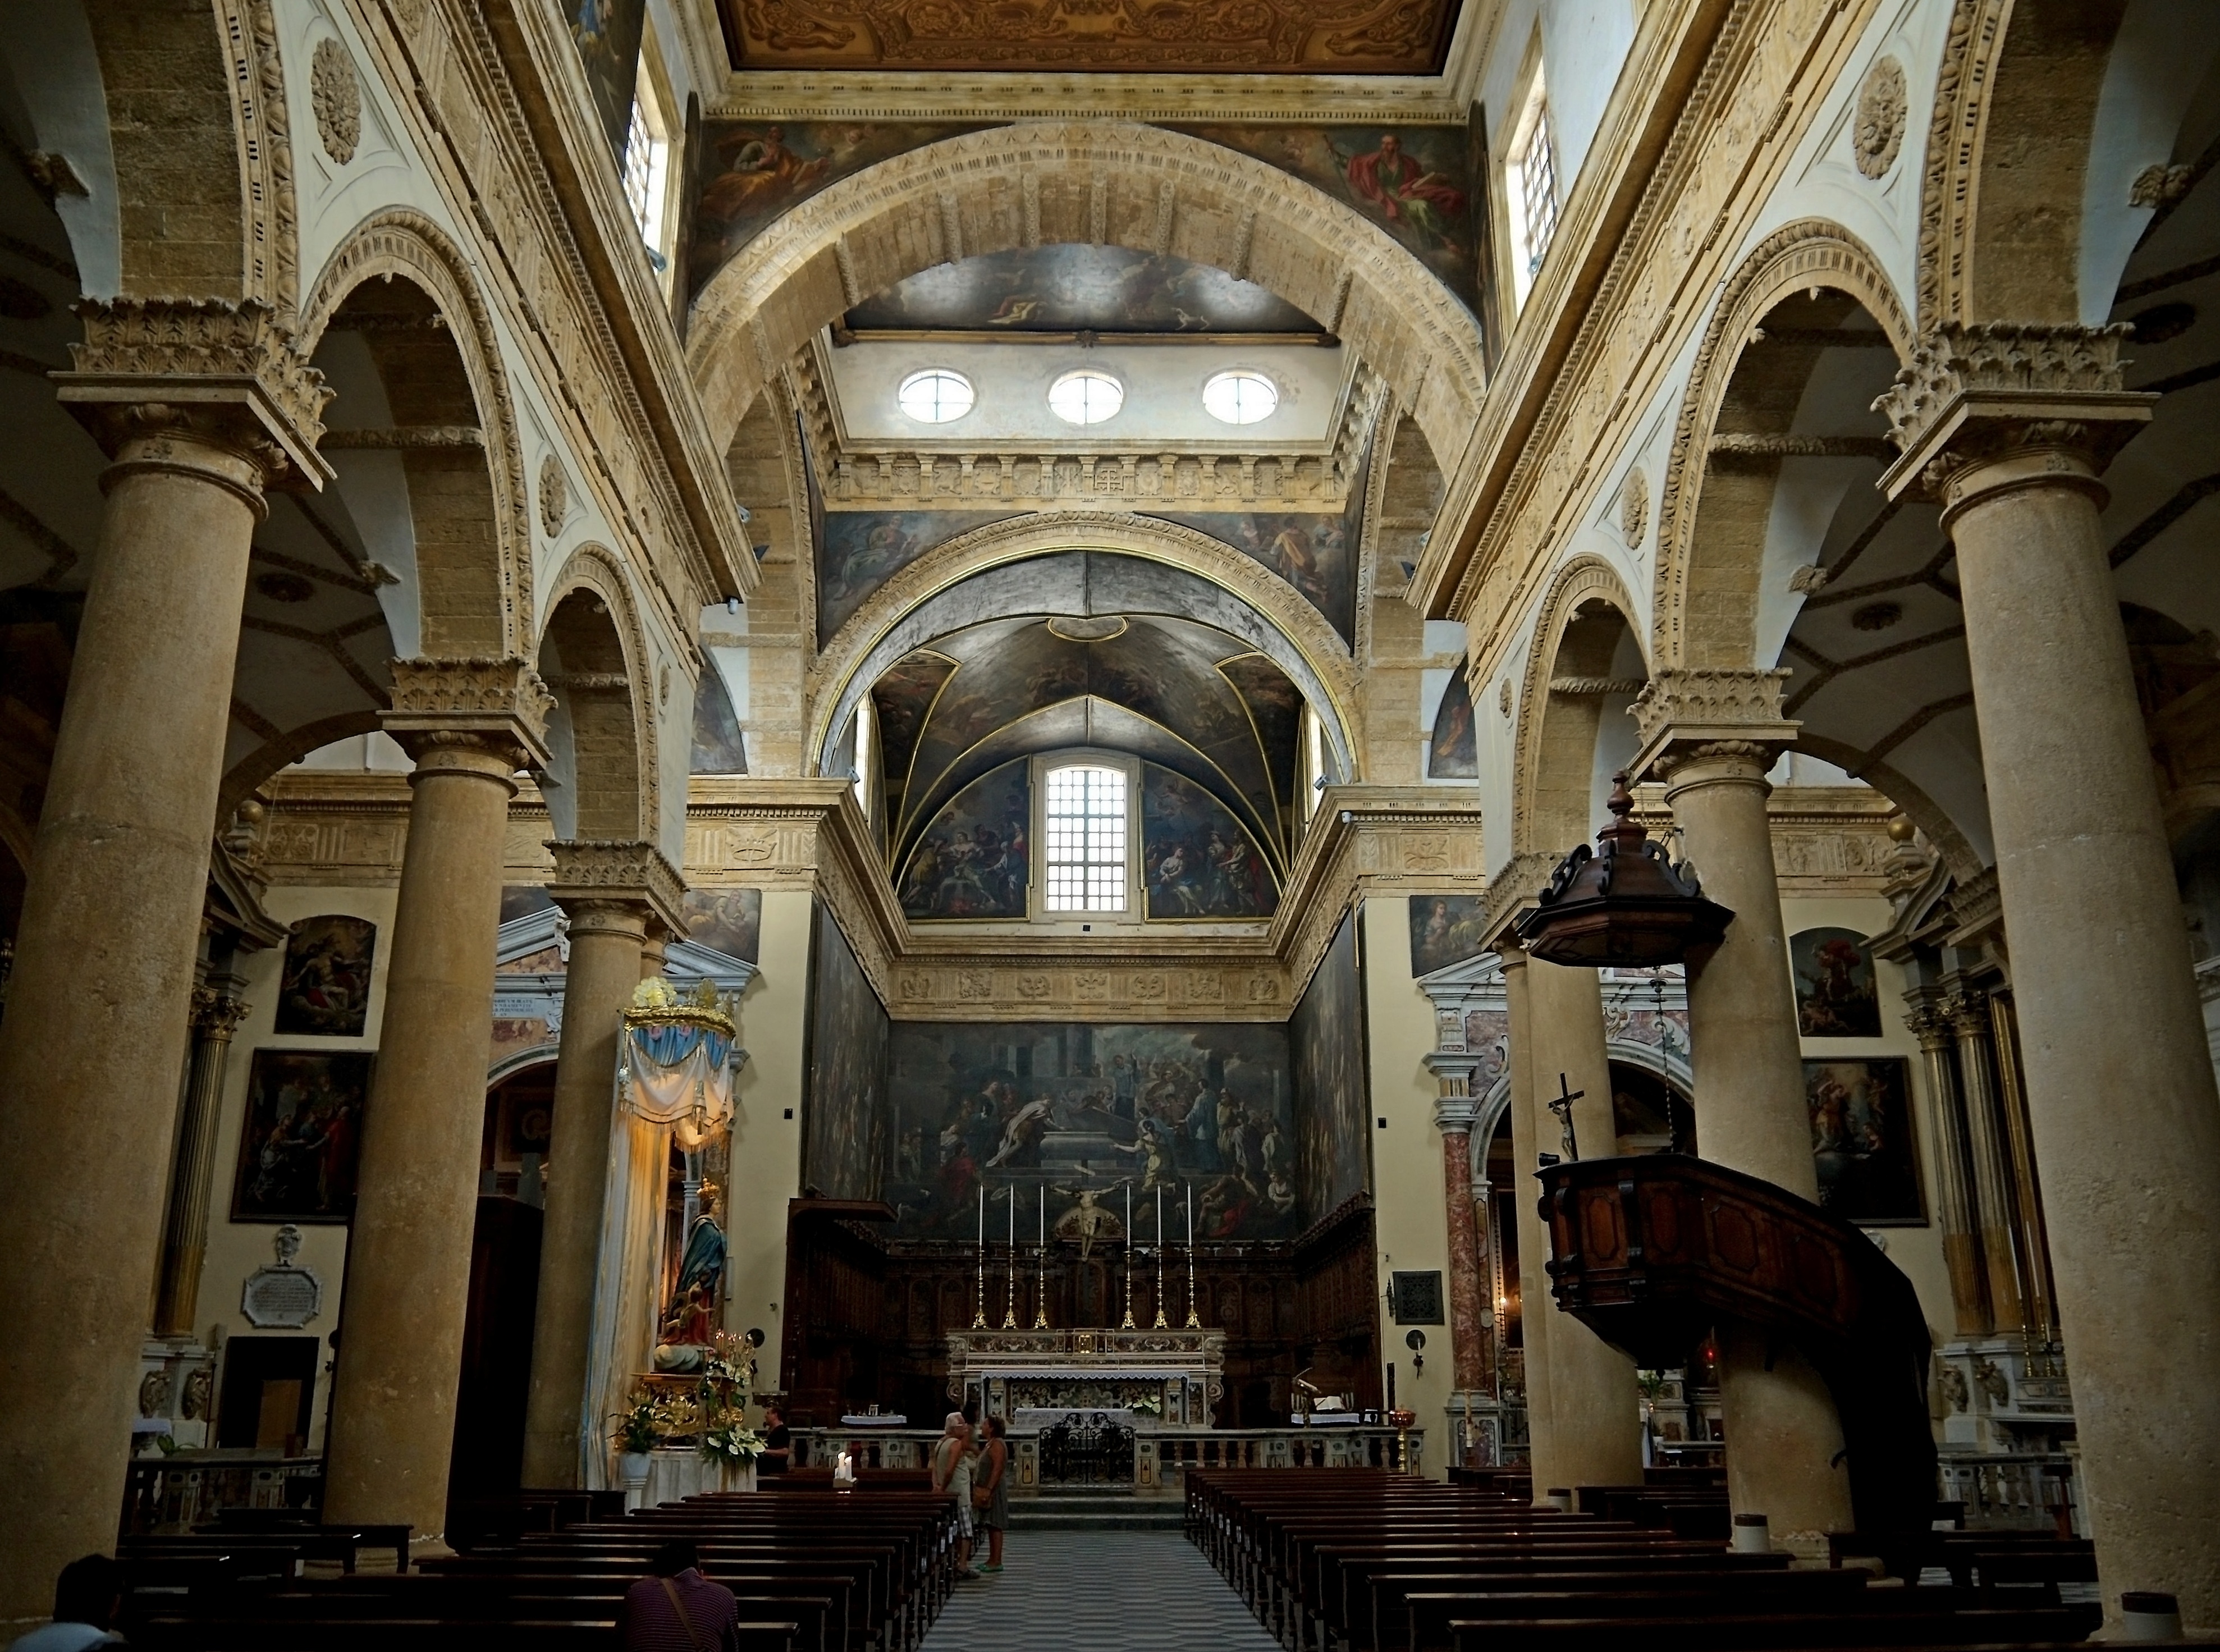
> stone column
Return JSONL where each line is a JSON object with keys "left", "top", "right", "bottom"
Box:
{"left": 0, "top": 300, "right": 327, "bottom": 1619}
{"left": 1495, "top": 937, "right": 1558, "bottom": 1498}
{"left": 1987, "top": 992, "right": 2058, "bottom": 1342}
{"left": 1878, "top": 324, "right": 2217, "bottom": 1624}
{"left": 1946, "top": 989, "right": 2026, "bottom": 1335}
{"left": 521, "top": 842, "right": 684, "bottom": 1489}
{"left": 1906, "top": 1001, "right": 1991, "bottom": 1338}
{"left": 1631, "top": 674, "right": 1854, "bottom": 1548}
{"left": 1522, "top": 957, "right": 1644, "bottom": 1490}
{"left": 152, "top": 981, "right": 254, "bottom": 1336}
{"left": 1432, "top": 1092, "right": 1490, "bottom": 1397}
{"left": 322, "top": 660, "right": 552, "bottom": 1552}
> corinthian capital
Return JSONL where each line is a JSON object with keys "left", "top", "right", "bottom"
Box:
{"left": 1629, "top": 667, "right": 1798, "bottom": 781}
{"left": 383, "top": 656, "right": 555, "bottom": 771}
{"left": 546, "top": 839, "right": 688, "bottom": 939}
{"left": 54, "top": 298, "right": 334, "bottom": 493}
{"left": 1873, "top": 323, "right": 2155, "bottom": 510}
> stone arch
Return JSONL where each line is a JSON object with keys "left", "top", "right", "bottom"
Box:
{"left": 809, "top": 511, "right": 1361, "bottom": 784}
{"left": 687, "top": 122, "right": 1487, "bottom": 472}
{"left": 538, "top": 544, "right": 658, "bottom": 841}
{"left": 1914, "top": 0, "right": 2130, "bottom": 328}
{"left": 299, "top": 210, "right": 532, "bottom": 656}
{"left": 81, "top": 0, "right": 295, "bottom": 314}
{"left": 1512, "top": 556, "right": 1646, "bottom": 856}
{"left": 1651, "top": 221, "right": 1912, "bottom": 671}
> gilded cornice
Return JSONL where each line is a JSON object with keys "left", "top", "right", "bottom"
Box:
{"left": 1414, "top": 0, "right": 1881, "bottom": 685}
{"left": 347, "top": 0, "right": 756, "bottom": 624}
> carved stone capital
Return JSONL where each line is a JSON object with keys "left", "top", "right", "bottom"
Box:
{"left": 1903, "top": 1001, "right": 1957, "bottom": 1054}
{"left": 1432, "top": 1093, "right": 1483, "bottom": 1136}
{"left": 54, "top": 299, "right": 334, "bottom": 497}
{"left": 189, "top": 986, "right": 253, "bottom": 1040}
{"left": 383, "top": 656, "right": 555, "bottom": 772}
{"left": 1874, "top": 323, "right": 2155, "bottom": 511}
{"left": 1631, "top": 668, "right": 1798, "bottom": 782}
{"left": 546, "top": 839, "right": 688, "bottom": 940}
{"left": 1943, "top": 990, "right": 1992, "bottom": 1039}
{"left": 1482, "top": 849, "right": 1561, "bottom": 951}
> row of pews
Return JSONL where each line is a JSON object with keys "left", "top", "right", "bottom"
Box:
{"left": 1187, "top": 1468, "right": 2166, "bottom": 1652}
{"left": 116, "top": 1485, "right": 959, "bottom": 1651}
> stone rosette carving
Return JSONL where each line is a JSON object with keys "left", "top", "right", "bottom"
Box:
{"left": 546, "top": 838, "right": 688, "bottom": 936}
{"left": 56, "top": 298, "right": 333, "bottom": 486}
{"left": 1872, "top": 323, "right": 2155, "bottom": 501}
{"left": 1618, "top": 467, "right": 1649, "bottom": 550}
{"left": 1852, "top": 56, "right": 1907, "bottom": 179}
{"left": 384, "top": 655, "right": 556, "bottom": 767}
{"left": 310, "top": 38, "right": 361, "bottom": 167}
{"left": 538, "top": 453, "right": 569, "bottom": 537}
{"left": 1630, "top": 667, "right": 1798, "bottom": 778}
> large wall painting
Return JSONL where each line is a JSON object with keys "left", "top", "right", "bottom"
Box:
{"left": 567, "top": 0, "right": 647, "bottom": 158}
{"left": 899, "top": 761, "right": 1031, "bottom": 921}
{"left": 1174, "top": 125, "right": 1480, "bottom": 312}
{"left": 884, "top": 1021, "right": 1298, "bottom": 1243}
{"left": 1427, "top": 670, "right": 1478, "bottom": 777}
{"left": 682, "top": 887, "right": 763, "bottom": 963}
{"left": 818, "top": 509, "right": 1017, "bottom": 645}
{"left": 1408, "top": 894, "right": 1487, "bottom": 978}
{"left": 274, "top": 916, "right": 377, "bottom": 1038}
{"left": 1150, "top": 423, "right": 1368, "bottom": 644}
{"left": 803, "top": 903, "right": 891, "bottom": 1201}
{"left": 1142, "top": 765, "right": 1276, "bottom": 921}
{"left": 230, "top": 1050, "right": 376, "bottom": 1223}
{"left": 1791, "top": 928, "right": 1882, "bottom": 1038}
{"left": 1290, "top": 908, "right": 1368, "bottom": 1228}
{"left": 689, "top": 122, "right": 995, "bottom": 301}
{"left": 690, "top": 670, "right": 749, "bottom": 774}
{"left": 1804, "top": 1058, "right": 1924, "bottom": 1224}
{"left": 844, "top": 245, "right": 1322, "bottom": 335}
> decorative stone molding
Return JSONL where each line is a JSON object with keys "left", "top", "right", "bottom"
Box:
{"left": 1873, "top": 324, "right": 2156, "bottom": 508}
{"left": 546, "top": 839, "right": 688, "bottom": 938}
{"left": 310, "top": 38, "right": 363, "bottom": 167}
{"left": 538, "top": 455, "right": 569, "bottom": 537}
{"left": 1618, "top": 468, "right": 1647, "bottom": 549}
{"left": 1510, "top": 554, "right": 1641, "bottom": 853}
{"left": 1629, "top": 667, "right": 1798, "bottom": 781}
{"left": 1481, "top": 850, "right": 1562, "bottom": 949}
{"left": 189, "top": 987, "right": 254, "bottom": 1038}
{"left": 1852, "top": 56, "right": 1907, "bottom": 180}
{"left": 54, "top": 299, "right": 333, "bottom": 491}
{"left": 383, "top": 656, "right": 556, "bottom": 768}
{"left": 1915, "top": 0, "right": 2010, "bottom": 326}
{"left": 222, "top": 0, "right": 299, "bottom": 321}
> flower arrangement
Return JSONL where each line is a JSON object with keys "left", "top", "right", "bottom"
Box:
{"left": 1129, "top": 1394, "right": 1164, "bottom": 1417}
{"left": 701, "top": 1419, "right": 766, "bottom": 1466}
{"left": 612, "top": 1390, "right": 662, "bottom": 1456}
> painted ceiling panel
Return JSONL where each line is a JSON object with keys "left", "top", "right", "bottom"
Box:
{"left": 843, "top": 245, "right": 1322, "bottom": 336}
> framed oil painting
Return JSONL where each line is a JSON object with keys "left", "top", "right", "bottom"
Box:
{"left": 1408, "top": 893, "right": 1487, "bottom": 977}
{"left": 231, "top": 1050, "right": 376, "bottom": 1223}
{"left": 1791, "top": 927, "right": 1882, "bottom": 1037}
{"left": 1804, "top": 1057, "right": 1924, "bottom": 1224}
{"left": 273, "top": 915, "right": 376, "bottom": 1037}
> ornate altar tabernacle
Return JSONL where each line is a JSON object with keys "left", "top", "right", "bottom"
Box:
{"left": 946, "top": 1328, "right": 1226, "bottom": 1427}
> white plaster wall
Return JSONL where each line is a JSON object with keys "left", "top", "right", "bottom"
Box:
{"left": 1477, "top": 0, "right": 1638, "bottom": 183}
{"left": 725, "top": 889, "right": 813, "bottom": 1398}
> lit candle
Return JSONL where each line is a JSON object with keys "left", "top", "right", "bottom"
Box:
{"left": 1008, "top": 1180, "right": 1015, "bottom": 1250}
{"left": 1040, "top": 1185, "right": 1046, "bottom": 1247}
{"left": 1156, "top": 1183, "right": 1163, "bottom": 1244}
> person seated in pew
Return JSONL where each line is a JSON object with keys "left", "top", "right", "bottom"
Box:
{"left": 6, "top": 1555, "right": 123, "bottom": 1652}
{"left": 622, "top": 1539, "right": 741, "bottom": 1652}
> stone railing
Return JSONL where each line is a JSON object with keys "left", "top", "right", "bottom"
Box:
{"left": 1937, "top": 1450, "right": 2081, "bottom": 1535}
{"left": 795, "top": 1422, "right": 1424, "bottom": 1494}
{"left": 121, "top": 1452, "right": 323, "bottom": 1535}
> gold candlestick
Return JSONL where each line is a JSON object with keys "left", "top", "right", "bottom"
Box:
{"left": 1152, "top": 1184, "right": 1168, "bottom": 1328}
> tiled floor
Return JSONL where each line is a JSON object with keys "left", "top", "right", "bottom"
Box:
{"left": 917, "top": 1530, "right": 1281, "bottom": 1651}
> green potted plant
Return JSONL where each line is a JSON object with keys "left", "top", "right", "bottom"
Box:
{"left": 612, "top": 1391, "right": 660, "bottom": 1502}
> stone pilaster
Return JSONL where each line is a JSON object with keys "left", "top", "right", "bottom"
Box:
{"left": 1491, "top": 932, "right": 1555, "bottom": 1498}
{"left": 522, "top": 841, "right": 686, "bottom": 1488}
{"left": 323, "top": 660, "right": 552, "bottom": 1554}
{"left": 1429, "top": 1087, "right": 1490, "bottom": 1398}
{"left": 1878, "top": 324, "right": 2217, "bottom": 1625}
{"left": 0, "top": 299, "right": 328, "bottom": 1619}
{"left": 1946, "top": 989, "right": 2026, "bottom": 1336}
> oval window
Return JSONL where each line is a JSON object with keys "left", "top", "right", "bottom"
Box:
{"left": 898, "top": 369, "right": 974, "bottom": 424}
{"left": 1203, "top": 369, "right": 1279, "bottom": 425}
{"left": 1047, "top": 368, "right": 1124, "bottom": 426}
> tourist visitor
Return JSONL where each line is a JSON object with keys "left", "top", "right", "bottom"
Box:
{"left": 757, "top": 1403, "right": 791, "bottom": 1474}
{"left": 930, "top": 1412, "right": 979, "bottom": 1579}
{"left": 620, "top": 1540, "right": 740, "bottom": 1652}
{"left": 5, "top": 1556, "right": 123, "bottom": 1652}
{"left": 974, "top": 1416, "right": 1010, "bottom": 1574}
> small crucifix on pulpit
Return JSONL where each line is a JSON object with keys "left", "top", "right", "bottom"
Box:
{"left": 1548, "top": 1073, "right": 1583, "bottom": 1162}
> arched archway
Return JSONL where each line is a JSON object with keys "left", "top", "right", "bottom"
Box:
{"left": 686, "top": 122, "right": 1487, "bottom": 475}
{"left": 1513, "top": 557, "right": 1646, "bottom": 858}
{"left": 538, "top": 546, "right": 656, "bottom": 842}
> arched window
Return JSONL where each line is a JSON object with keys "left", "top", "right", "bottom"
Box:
{"left": 1042, "top": 764, "right": 1128, "bottom": 911}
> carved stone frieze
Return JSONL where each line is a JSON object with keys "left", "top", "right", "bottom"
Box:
{"left": 546, "top": 838, "right": 688, "bottom": 936}
{"left": 1873, "top": 323, "right": 2156, "bottom": 506}
{"left": 55, "top": 298, "right": 333, "bottom": 488}
{"left": 310, "top": 38, "right": 363, "bottom": 167}
{"left": 223, "top": 0, "right": 299, "bottom": 320}
{"left": 1482, "top": 850, "right": 1562, "bottom": 949}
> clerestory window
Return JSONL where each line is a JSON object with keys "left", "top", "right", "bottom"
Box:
{"left": 1042, "top": 764, "right": 1128, "bottom": 912}
{"left": 1506, "top": 65, "right": 1560, "bottom": 307}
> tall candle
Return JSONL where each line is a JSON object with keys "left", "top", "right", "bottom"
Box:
{"left": 1008, "top": 1181, "right": 1015, "bottom": 1248}
{"left": 1125, "top": 1182, "right": 1132, "bottom": 1250}
{"left": 1156, "top": 1183, "right": 1163, "bottom": 1243}
{"left": 1187, "top": 1182, "right": 1193, "bottom": 1246}
{"left": 978, "top": 1183, "right": 984, "bottom": 1248}
{"left": 1040, "top": 1185, "right": 1046, "bottom": 1247}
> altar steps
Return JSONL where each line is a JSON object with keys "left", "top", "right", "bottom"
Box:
{"left": 1008, "top": 1487, "right": 1186, "bottom": 1532}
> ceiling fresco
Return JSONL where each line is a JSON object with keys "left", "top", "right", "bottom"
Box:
{"left": 1426, "top": 667, "right": 1477, "bottom": 777}
{"left": 716, "top": 0, "right": 1462, "bottom": 76}
{"left": 898, "top": 759, "right": 1031, "bottom": 921}
{"left": 841, "top": 245, "right": 1324, "bottom": 337}
{"left": 1142, "top": 765, "right": 1278, "bottom": 920}
{"left": 818, "top": 509, "right": 1019, "bottom": 646}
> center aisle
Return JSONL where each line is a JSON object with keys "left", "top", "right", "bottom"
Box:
{"left": 916, "top": 1530, "right": 1281, "bottom": 1652}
